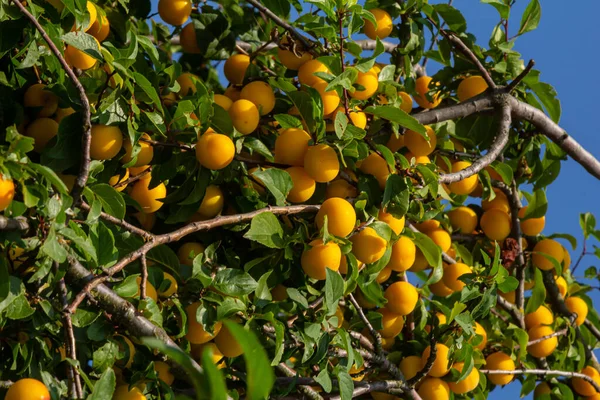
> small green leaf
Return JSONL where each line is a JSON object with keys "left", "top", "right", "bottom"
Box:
{"left": 61, "top": 32, "right": 102, "bottom": 59}
{"left": 201, "top": 347, "right": 228, "bottom": 400}
{"left": 325, "top": 269, "right": 344, "bottom": 315}
{"left": 91, "top": 184, "right": 125, "bottom": 219}
{"left": 252, "top": 169, "right": 293, "bottom": 207}
{"left": 88, "top": 368, "right": 116, "bottom": 400}
{"left": 213, "top": 269, "right": 258, "bottom": 296}
{"left": 523, "top": 189, "right": 547, "bottom": 219}
{"left": 518, "top": 0, "right": 541, "bottom": 36}
{"left": 364, "top": 105, "right": 426, "bottom": 134}
{"left": 525, "top": 268, "right": 546, "bottom": 313}
{"left": 243, "top": 212, "right": 284, "bottom": 249}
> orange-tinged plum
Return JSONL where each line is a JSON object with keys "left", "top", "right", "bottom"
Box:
{"left": 422, "top": 343, "right": 452, "bottom": 377}
{"left": 325, "top": 179, "right": 357, "bottom": 199}
{"left": 572, "top": 366, "right": 600, "bottom": 396}
{"left": 404, "top": 126, "right": 436, "bottom": 157}
{"left": 518, "top": 206, "right": 545, "bottom": 236}
{"left": 26, "top": 117, "right": 59, "bottom": 152}
{"left": 448, "top": 161, "right": 478, "bottom": 195}
{"left": 5, "top": 378, "right": 50, "bottom": 400}
{"left": 457, "top": 76, "right": 488, "bottom": 102}
{"left": 129, "top": 175, "right": 166, "bottom": 213}
{"left": 485, "top": 352, "right": 515, "bottom": 385}
{"left": 399, "top": 356, "right": 422, "bottom": 381}
{"left": 525, "top": 305, "right": 553, "bottom": 329}
{"left": 298, "top": 59, "right": 329, "bottom": 87}
{"left": 185, "top": 302, "right": 222, "bottom": 344}
{"left": 65, "top": 36, "right": 100, "bottom": 70}
{"left": 180, "top": 23, "right": 201, "bottom": 53}
{"left": 158, "top": 0, "right": 191, "bottom": 26}
{"left": 304, "top": 143, "right": 339, "bottom": 183}
{"left": 196, "top": 132, "right": 235, "bottom": 170}
{"left": 121, "top": 133, "right": 153, "bottom": 167}
{"left": 274, "top": 128, "right": 311, "bottom": 166}
{"left": 481, "top": 209, "right": 512, "bottom": 241}
{"left": 316, "top": 197, "right": 356, "bottom": 237}
{"left": 384, "top": 281, "right": 418, "bottom": 315}
{"left": 532, "top": 239, "right": 564, "bottom": 271}
{"left": 241, "top": 81, "right": 275, "bottom": 115}
{"left": 224, "top": 54, "right": 250, "bottom": 85}
{"left": 427, "top": 228, "right": 451, "bottom": 253}
{"left": 350, "top": 227, "right": 387, "bottom": 264}
{"left": 448, "top": 362, "right": 480, "bottom": 394}
{"left": 313, "top": 80, "right": 341, "bottom": 115}
{"left": 177, "top": 242, "right": 205, "bottom": 266}
{"left": 214, "top": 321, "right": 244, "bottom": 357}
{"left": 90, "top": 124, "right": 123, "bottom": 160}
{"left": 349, "top": 68, "right": 379, "bottom": 100}
{"left": 0, "top": 175, "right": 15, "bottom": 211}
{"left": 359, "top": 152, "right": 390, "bottom": 189}
{"left": 24, "top": 83, "right": 58, "bottom": 117}
{"left": 527, "top": 325, "right": 558, "bottom": 358}
{"left": 414, "top": 76, "right": 441, "bottom": 109}
{"left": 286, "top": 166, "right": 316, "bottom": 203}
{"left": 442, "top": 262, "right": 472, "bottom": 292}
{"left": 565, "top": 296, "right": 588, "bottom": 326}
{"left": 301, "top": 239, "right": 341, "bottom": 280}
{"left": 229, "top": 99, "right": 260, "bottom": 135}
{"left": 198, "top": 185, "right": 224, "bottom": 219}
{"left": 448, "top": 206, "right": 478, "bottom": 233}
{"left": 363, "top": 8, "right": 393, "bottom": 40}
{"left": 378, "top": 209, "right": 405, "bottom": 235}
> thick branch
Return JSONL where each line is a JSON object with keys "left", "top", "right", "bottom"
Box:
{"left": 12, "top": 0, "right": 92, "bottom": 203}
{"left": 67, "top": 205, "right": 320, "bottom": 313}
{"left": 0, "top": 216, "right": 29, "bottom": 231}
{"left": 276, "top": 363, "right": 323, "bottom": 400}
{"left": 440, "top": 30, "right": 496, "bottom": 89}
{"left": 65, "top": 257, "right": 203, "bottom": 373}
{"left": 496, "top": 295, "right": 526, "bottom": 330}
{"left": 439, "top": 102, "right": 511, "bottom": 184}
{"left": 480, "top": 369, "right": 600, "bottom": 392}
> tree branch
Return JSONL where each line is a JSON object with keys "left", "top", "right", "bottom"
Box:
{"left": 246, "top": 0, "right": 314, "bottom": 52}
{"left": 506, "top": 59, "right": 535, "bottom": 92}
{"left": 276, "top": 363, "right": 324, "bottom": 400}
{"left": 507, "top": 180, "right": 526, "bottom": 310}
{"left": 140, "top": 253, "right": 148, "bottom": 300}
{"left": 65, "top": 257, "right": 203, "bottom": 374}
{"left": 440, "top": 30, "right": 496, "bottom": 89}
{"left": 439, "top": 102, "right": 511, "bottom": 184}
{"left": 12, "top": 0, "right": 92, "bottom": 203}
{"left": 57, "top": 272, "right": 83, "bottom": 399}
{"left": 496, "top": 295, "right": 526, "bottom": 330}
{"left": 80, "top": 202, "right": 154, "bottom": 240}
{"left": 480, "top": 369, "right": 600, "bottom": 392}
{"left": 0, "top": 216, "right": 29, "bottom": 231}
{"left": 584, "top": 319, "right": 600, "bottom": 343}
{"left": 407, "top": 335, "right": 437, "bottom": 387}
{"left": 347, "top": 293, "right": 383, "bottom": 354}
{"left": 67, "top": 204, "right": 320, "bottom": 313}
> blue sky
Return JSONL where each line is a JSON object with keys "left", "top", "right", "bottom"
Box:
{"left": 149, "top": 0, "right": 600, "bottom": 398}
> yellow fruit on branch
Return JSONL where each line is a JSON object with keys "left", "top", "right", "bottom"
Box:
{"left": 350, "top": 227, "right": 387, "bottom": 264}
{"left": 129, "top": 174, "right": 166, "bottom": 214}
{"left": 358, "top": 152, "right": 391, "bottom": 189}
{"left": 572, "top": 366, "right": 600, "bottom": 396}
{"left": 154, "top": 361, "right": 175, "bottom": 385}
{"left": 89, "top": 14, "right": 110, "bottom": 42}
{"left": 518, "top": 206, "right": 546, "bottom": 236}
{"left": 349, "top": 68, "right": 379, "bottom": 100}
{"left": 65, "top": 36, "right": 101, "bottom": 70}
{"left": 113, "top": 384, "right": 147, "bottom": 400}
{"left": 399, "top": 355, "right": 423, "bottom": 381}
{"left": 524, "top": 305, "right": 553, "bottom": 329}
{"left": 177, "top": 72, "right": 199, "bottom": 96}
{"left": 26, "top": 117, "right": 59, "bottom": 152}
{"left": 422, "top": 343, "right": 452, "bottom": 377}
{"left": 301, "top": 239, "right": 341, "bottom": 280}
{"left": 315, "top": 197, "right": 356, "bottom": 237}
{"left": 485, "top": 352, "right": 515, "bottom": 385}
{"left": 214, "top": 321, "right": 244, "bottom": 357}
{"left": 180, "top": 23, "right": 201, "bottom": 54}
{"left": 448, "top": 362, "right": 480, "bottom": 394}
{"left": 5, "top": 378, "right": 50, "bottom": 400}
{"left": 177, "top": 242, "right": 205, "bottom": 266}
{"left": 241, "top": 81, "right": 275, "bottom": 116}
{"left": 565, "top": 296, "right": 588, "bottom": 326}
{"left": 197, "top": 185, "right": 224, "bottom": 219}
{"left": 325, "top": 179, "right": 357, "bottom": 199}
{"left": 277, "top": 39, "right": 313, "bottom": 70}
{"left": 224, "top": 54, "right": 250, "bottom": 85}
{"left": 195, "top": 131, "right": 235, "bottom": 170}
{"left": 384, "top": 281, "right": 418, "bottom": 315}
{"left": 533, "top": 382, "right": 551, "bottom": 398}
{"left": 457, "top": 76, "right": 489, "bottom": 102}
{"left": 304, "top": 143, "right": 340, "bottom": 183}
{"left": 414, "top": 76, "right": 441, "bottom": 109}
{"left": 363, "top": 9, "right": 393, "bottom": 40}
{"left": 448, "top": 161, "right": 479, "bottom": 195}
{"left": 527, "top": 325, "right": 558, "bottom": 358}
{"left": 0, "top": 175, "right": 15, "bottom": 211}
{"left": 417, "top": 377, "right": 450, "bottom": 400}
{"left": 24, "top": 83, "right": 58, "bottom": 117}
{"left": 274, "top": 128, "right": 311, "bottom": 166}
{"left": 473, "top": 322, "right": 487, "bottom": 350}
{"left": 442, "top": 262, "right": 472, "bottom": 292}
{"left": 158, "top": 272, "right": 178, "bottom": 298}
{"left": 90, "top": 124, "right": 123, "bottom": 160}
{"left": 532, "top": 239, "right": 564, "bottom": 271}
{"left": 313, "top": 81, "right": 341, "bottom": 115}
{"left": 109, "top": 169, "right": 129, "bottom": 192}
{"left": 286, "top": 166, "right": 316, "bottom": 203}
{"left": 426, "top": 228, "right": 452, "bottom": 253}
{"left": 298, "top": 59, "right": 329, "bottom": 87}
{"left": 387, "top": 236, "right": 416, "bottom": 272}
{"left": 480, "top": 208, "right": 512, "bottom": 241}
{"left": 185, "top": 302, "right": 222, "bottom": 344}
{"left": 448, "top": 206, "right": 478, "bottom": 233}
{"left": 404, "top": 126, "right": 437, "bottom": 157}
{"left": 378, "top": 209, "right": 405, "bottom": 235}
{"left": 121, "top": 133, "right": 154, "bottom": 167}
{"left": 229, "top": 99, "right": 260, "bottom": 135}
{"left": 158, "top": 0, "right": 191, "bottom": 26}
{"left": 482, "top": 188, "right": 510, "bottom": 213}
{"left": 331, "top": 106, "right": 367, "bottom": 129}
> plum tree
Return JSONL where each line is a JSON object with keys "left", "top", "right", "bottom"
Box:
{"left": 3, "top": 0, "right": 600, "bottom": 399}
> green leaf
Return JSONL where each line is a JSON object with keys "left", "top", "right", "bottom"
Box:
{"left": 325, "top": 67, "right": 358, "bottom": 92}
{"left": 213, "top": 269, "right": 258, "bottom": 296}
{"left": 580, "top": 212, "right": 596, "bottom": 240}
{"left": 325, "top": 269, "right": 344, "bottom": 315}
{"left": 411, "top": 232, "right": 442, "bottom": 269}
{"left": 224, "top": 321, "right": 275, "bottom": 400}
{"left": 5, "top": 294, "right": 35, "bottom": 320}
{"left": 334, "top": 110, "right": 349, "bottom": 140}
{"left": 523, "top": 189, "right": 547, "bottom": 219}
{"left": 211, "top": 104, "right": 233, "bottom": 135}
{"left": 525, "top": 268, "right": 546, "bottom": 313}
{"left": 288, "top": 90, "right": 317, "bottom": 134}
{"left": 142, "top": 338, "right": 204, "bottom": 397}
{"left": 252, "top": 169, "right": 293, "bottom": 207}
{"left": 201, "top": 347, "right": 228, "bottom": 400}
{"left": 518, "top": 0, "right": 541, "bottom": 36}
{"left": 481, "top": 0, "right": 510, "bottom": 19}
{"left": 434, "top": 4, "right": 467, "bottom": 32}
{"left": 88, "top": 368, "right": 116, "bottom": 400}
{"left": 315, "top": 369, "right": 333, "bottom": 393}
{"left": 336, "top": 369, "right": 354, "bottom": 400}
{"left": 511, "top": 326, "right": 529, "bottom": 361}
{"left": 287, "top": 287, "right": 309, "bottom": 309}
{"left": 243, "top": 212, "right": 284, "bottom": 249}
{"left": 61, "top": 32, "right": 102, "bottom": 59}
{"left": 364, "top": 105, "right": 426, "bottom": 134}
{"left": 114, "top": 274, "right": 139, "bottom": 298}
{"left": 133, "top": 72, "right": 164, "bottom": 114}
{"left": 91, "top": 184, "right": 125, "bottom": 219}
{"left": 72, "top": 308, "right": 101, "bottom": 328}
{"left": 41, "top": 227, "right": 68, "bottom": 263}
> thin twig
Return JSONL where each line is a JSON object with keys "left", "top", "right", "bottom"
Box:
{"left": 480, "top": 369, "right": 600, "bottom": 392}
{"left": 505, "top": 59, "right": 535, "bottom": 93}
{"left": 584, "top": 319, "right": 600, "bottom": 343}
{"left": 349, "top": 331, "right": 375, "bottom": 352}
{"left": 276, "top": 363, "right": 324, "bottom": 400}
{"left": 67, "top": 204, "right": 320, "bottom": 314}
{"left": 246, "top": 0, "right": 314, "bottom": 52}
{"left": 140, "top": 254, "right": 148, "bottom": 300}
{"left": 12, "top": 0, "right": 92, "bottom": 203}
{"left": 572, "top": 238, "right": 587, "bottom": 274}
{"left": 80, "top": 202, "right": 154, "bottom": 240}
{"left": 508, "top": 180, "right": 526, "bottom": 310}
{"left": 439, "top": 30, "right": 496, "bottom": 89}
{"left": 407, "top": 335, "right": 437, "bottom": 386}
{"left": 114, "top": 167, "right": 151, "bottom": 189}
{"left": 139, "top": 137, "right": 193, "bottom": 151}
{"left": 525, "top": 328, "right": 568, "bottom": 348}
{"left": 496, "top": 295, "right": 526, "bottom": 330}
{"left": 347, "top": 293, "right": 383, "bottom": 354}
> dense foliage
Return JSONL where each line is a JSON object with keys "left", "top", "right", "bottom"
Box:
{"left": 1, "top": 0, "right": 600, "bottom": 399}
